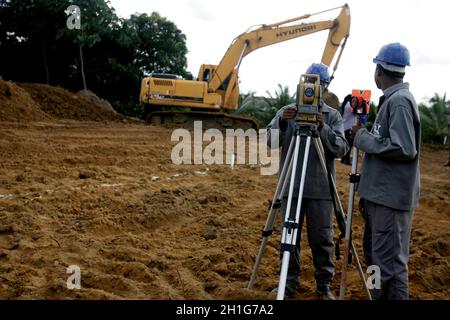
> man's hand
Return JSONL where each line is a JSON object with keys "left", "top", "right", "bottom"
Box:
{"left": 317, "top": 112, "right": 324, "bottom": 131}
{"left": 279, "top": 107, "right": 297, "bottom": 130}
{"left": 281, "top": 107, "right": 297, "bottom": 121}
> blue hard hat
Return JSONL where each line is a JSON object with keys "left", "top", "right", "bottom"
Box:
{"left": 373, "top": 42, "right": 410, "bottom": 72}
{"left": 305, "top": 63, "right": 331, "bottom": 84}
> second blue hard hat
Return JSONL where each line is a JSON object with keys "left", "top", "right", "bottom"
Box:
{"left": 373, "top": 42, "right": 410, "bottom": 73}
{"left": 305, "top": 63, "right": 331, "bottom": 84}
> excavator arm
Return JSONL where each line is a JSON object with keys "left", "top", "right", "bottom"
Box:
{"left": 208, "top": 4, "right": 350, "bottom": 96}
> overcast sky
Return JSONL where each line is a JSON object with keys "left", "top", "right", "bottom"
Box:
{"left": 109, "top": 0, "right": 450, "bottom": 105}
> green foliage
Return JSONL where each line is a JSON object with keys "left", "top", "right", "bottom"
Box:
{"left": 237, "top": 86, "right": 450, "bottom": 148}
{"left": 419, "top": 93, "right": 450, "bottom": 144}
{"left": 264, "top": 84, "right": 295, "bottom": 112}
{"left": 235, "top": 91, "right": 269, "bottom": 127}
{"left": 235, "top": 91, "right": 259, "bottom": 115}
{"left": 61, "top": 0, "right": 119, "bottom": 47}
{"left": 122, "top": 13, "right": 188, "bottom": 77}
{"left": 0, "top": 0, "right": 189, "bottom": 118}
{"left": 235, "top": 84, "right": 295, "bottom": 127}
{"left": 262, "top": 84, "right": 295, "bottom": 126}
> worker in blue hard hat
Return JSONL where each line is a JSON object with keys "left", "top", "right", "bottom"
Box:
{"left": 352, "top": 43, "right": 421, "bottom": 300}
{"left": 306, "top": 62, "right": 331, "bottom": 86}
{"left": 306, "top": 63, "right": 341, "bottom": 110}
{"left": 266, "top": 62, "right": 348, "bottom": 300}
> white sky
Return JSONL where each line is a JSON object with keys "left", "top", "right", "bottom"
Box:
{"left": 109, "top": 0, "right": 450, "bottom": 105}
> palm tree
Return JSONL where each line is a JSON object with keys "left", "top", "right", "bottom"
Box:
{"left": 262, "top": 84, "right": 295, "bottom": 126}
{"left": 236, "top": 91, "right": 257, "bottom": 115}
{"left": 419, "top": 93, "right": 450, "bottom": 144}
{"left": 264, "top": 84, "right": 295, "bottom": 111}
{"left": 235, "top": 91, "right": 269, "bottom": 127}
{"left": 235, "top": 84, "right": 295, "bottom": 127}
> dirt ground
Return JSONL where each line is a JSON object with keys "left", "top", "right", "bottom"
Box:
{"left": 0, "top": 119, "right": 449, "bottom": 300}
{"left": 0, "top": 76, "right": 128, "bottom": 123}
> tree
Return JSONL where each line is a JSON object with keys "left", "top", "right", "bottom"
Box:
{"left": 262, "top": 84, "right": 295, "bottom": 125}
{"left": 236, "top": 91, "right": 258, "bottom": 114}
{"left": 0, "top": 1, "right": 191, "bottom": 118}
{"left": 122, "top": 12, "right": 189, "bottom": 77}
{"left": 106, "top": 12, "right": 189, "bottom": 117}
{"left": 234, "top": 91, "right": 269, "bottom": 126}
{"left": 419, "top": 93, "right": 450, "bottom": 144}
{"left": 61, "top": 0, "right": 120, "bottom": 90}
{"left": 0, "top": 0, "right": 71, "bottom": 84}
{"left": 234, "top": 84, "right": 295, "bottom": 127}
{"left": 264, "top": 84, "right": 295, "bottom": 111}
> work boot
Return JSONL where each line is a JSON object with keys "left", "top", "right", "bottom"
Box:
{"left": 316, "top": 285, "right": 336, "bottom": 300}
{"left": 270, "top": 283, "right": 299, "bottom": 298}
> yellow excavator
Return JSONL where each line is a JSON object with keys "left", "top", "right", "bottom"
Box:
{"left": 140, "top": 4, "right": 351, "bottom": 129}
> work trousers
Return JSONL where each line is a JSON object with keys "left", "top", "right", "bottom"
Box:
{"left": 363, "top": 200, "right": 414, "bottom": 300}
{"left": 279, "top": 197, "right": 334, "bottom": 289}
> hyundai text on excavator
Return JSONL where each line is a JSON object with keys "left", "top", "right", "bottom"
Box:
{"left": 140, "top": 4, "right": 351, "bottom": 130}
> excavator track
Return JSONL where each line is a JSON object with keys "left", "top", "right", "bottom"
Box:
{"left": 147, "top": 110, "right": 259, "bottom": 130}
{"left": 146, "top": 91, "right": 341, "bottom": 131}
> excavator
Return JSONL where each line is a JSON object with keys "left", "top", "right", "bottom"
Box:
{"left": 140, "top": 4, "right": 351, "bottom": 129}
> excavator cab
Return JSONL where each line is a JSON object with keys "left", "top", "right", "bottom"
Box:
{"left": 198, "top": 64, "right": 216, "bottom": 82}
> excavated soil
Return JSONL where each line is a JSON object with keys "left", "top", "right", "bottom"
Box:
{"left": 0, "top": 78, "right": 52, "bottom": 122}
{"left": 0, "top": 119, "right": 448, "bottom": 300}
{"left": 18, "top": 83, "right": 126, "bottom": 122}
{"left": 1, "top": 75, "right": 131, "bottom": 124}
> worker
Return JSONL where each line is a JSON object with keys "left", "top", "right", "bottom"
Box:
{"left": 352, "top": 43, "right": 421, "bottom": 300}
{"left": 340, "top": 94, "right": 354, "bottom": 165}
{"left": 266, "top": 63, "right": 348, "bottom": 300}
{"left": 340, "top": 94, "right": 368, "bottom": 165}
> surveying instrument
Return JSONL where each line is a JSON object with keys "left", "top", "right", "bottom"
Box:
{"left": 339, "top": 89, "right": 371, "bottom": 300}
{"left": 247, "top": 76, "right": 372, "bottom": 300}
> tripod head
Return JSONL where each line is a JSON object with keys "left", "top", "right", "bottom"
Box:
{"left": 295, "top": 74, "right": 322, "bottom": 130}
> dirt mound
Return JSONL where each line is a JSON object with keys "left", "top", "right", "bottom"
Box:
{"left": 0, "top": 77, "right": 51, "bottom": 122}
{"left": 19, "top": 83, "right": 125, "bottom": 122}
{"left": 76, "top": 90, "right": 117, "bottom": 114}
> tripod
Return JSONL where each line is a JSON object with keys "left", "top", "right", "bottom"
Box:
{"left": 247, "top": 121, "right": 372, "bottom": 300}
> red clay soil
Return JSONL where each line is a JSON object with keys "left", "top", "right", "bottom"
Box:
{"left": 0, "top": 119, "right": 448, "bottom": 300}
{"left": 18, "top": 83, "right": 126, "bottom": 122}
{"left": 0, "top": 77, "right": 52, "bottom": 122}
